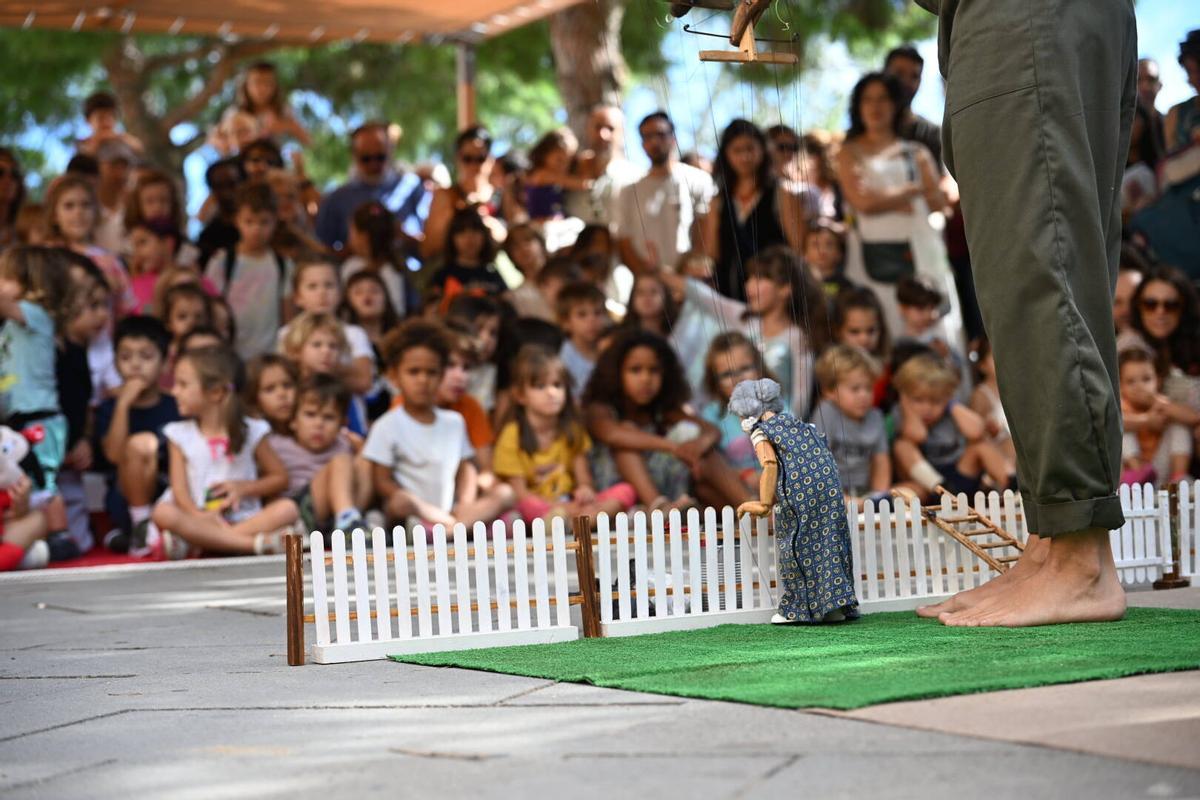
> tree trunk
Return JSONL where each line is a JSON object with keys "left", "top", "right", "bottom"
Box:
{"left": 548, "top": 0, "right": 628, "bottom": 140}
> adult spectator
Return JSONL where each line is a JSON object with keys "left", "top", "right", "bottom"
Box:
{"left": 835, "top": 72, "right": 961, "bottom": 348}
{"left": 702, "top": 119, "right": 806, "bottom": 301}
{"left": 883, "top": 45, "right": 942, "bottom": 167}
{"left": 0, "top": 147, "right": 25, "bottom": 251}
{"left": 1165, "top": 30, "right": 1200, "bottom": 150}
{"left": 615, "top": 111, "right": 714, "bottom": 274}
{"left": 315, "top": 122, "right": 427, "bottom": 253}
{"left": 1123, "top": 102, "right": 1164, "bottom": 220}
{"left": 799, "top": 132, "right": 841, "bottom": 220}
{"left": 1138, "top": 58, "right": 1167, "bottom": 156}
{"left": 239, "top": 138, "right": 284, "bottom": 184}
{"left": 766, "top": 124, "right": 824, "bottom": 221}
{"left": 566, "top": 104, "right": 640, "bottom": 226}
{"left": 94, "top": 139, "right": 136, "bottom": 254}
{"left": 421, "top": 125, "right": 505, "bottom": 263}
{"left": 1121, "top": 264, "right": 1200, "bottom": 413}
{"left": 196, "top": 157, "right": 244, "bottom": 267}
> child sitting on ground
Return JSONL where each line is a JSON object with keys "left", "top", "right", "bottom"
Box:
{"left": 269, "top": 374, "right": 372, "bottom": 533}
{"left": 278, "top": 260, "right": 374, "bottom": 395}
{"left": 811, "top": 344, "right": 891, "bottom": 506}
{"left": 832, "top": 287, "right": 892, "bottom": 407}
{"left": 507, "top": 254, "right": 581, "bottom": 323}
{"left": 95, "top": 316, "right": 180, "bottom": 554}
{"left": 967, "top": 337, "right": 1017, "bottom": 465}
{"left": 339, "top": 271, "right": 401, "bottom": 421}
{"left": 803, "top": 219, "right": 854, "bottom": 302}
{"left": 891, "top": 354, "right": 1013, "bottom": 499}
{"left": 159, "top": 282, "right": 213, "bottom": 388}
{"left": 244, "top": 354, "right": 299, "bottom": 435}
{"left": 583, "top": 329, "right": 748, "bottom": 513}
{"left": 699, "top": 332, "right": 771, "bottom": 489}
{"left": 151, "top": 345, "right": 298, "bottom": 558}
{"left": 1118, "top": 348, "right": 1193, "bottom": 487}
{"left": 126, "top": 217, "right": 182, "bottom": 314}
{"left": 557, "top": 281, "right": 610, "bottom": 399}
{"left": 894, "top": 276, "right": 967, "bottom": 392}
{"left": 495, "top": 345, "right": 635, "bottom": 523}
{"left": 342, "top": 200, "right": 412, "bottom": 316}
{"left": 363, "top": 320, "right": 515, "bottom": 528}
{"left": 445, "top": 294, "right": 510, "bottom": 414}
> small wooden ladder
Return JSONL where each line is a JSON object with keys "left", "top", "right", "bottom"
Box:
{"left": 893, "top": 486, "right": 1025, "bottom": 574}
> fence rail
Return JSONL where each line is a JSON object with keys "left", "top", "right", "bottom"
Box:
{"left": 287, "top": 480, "right": 1195, "bottom": 665}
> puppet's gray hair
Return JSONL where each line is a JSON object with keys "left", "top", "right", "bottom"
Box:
{"left": 728, "top": 378, "right": 784, "bottom": 418}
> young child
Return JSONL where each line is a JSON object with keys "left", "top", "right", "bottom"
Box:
{"left": 657, "top": 245, "right": 823, "bottom": 419}
{"left": 507, "top": 254, "right": 580, "bottom": 323}
{"left": 967, "top": 338, "right": 1017, "bottom": 465}
{"left": 583, "top": 329, "right": 748, "bottom": 512}
{"left": 278, "top": 261, "right": 374, "bottom": 395}
{"left": 342, "top": 200, "right": 411, "bottom": 317}
{"left": 446, "top": 294, "right": 510, "bottom": 414}
{"left": 621, "top": 272, "right": 679, "bottom": 339}
{"left": 811, "top": 345, "right": 891, "bottom": 505}
{"left": 524, "top": 129, "right": 591, "bottom": 222}
{"left": 123, "top": 170, "right": 200, "bottom": 269}
{"left": 699, "top": 332, "right": 771, "bottom": 488}
{"left": 245, "top": 354, "right": 299, "bottom": 435}
{"left": 270, "top": 374, "right": 372, "bottom": 533}
{"left": 503, "top": 224, "right": 548, "bottom": 285}
{"left": 430, "top": 208, "right": 507, "bottom": 302}
{"left": 339, "top": 271, "right": 401, "bottom": 420}
{"left": 76, "top": 91, "right": 145, "bottom": 159}
{"left": 1118, "top": 348, "right": 1193, "bottom": 486}
{"left": 151, "top": 345, "right": 298, "bottom": 557}
{"left": 230, "top": 61, "right": 310, "bottom": 146}
{"left": 435, "top": 321, "right": 496, "bottom": 474}
{"left": 126, "top": 217, "right": 182, "bottom": 313}
{"left": 891, "top": 354, "right": 1012, "bottom": 499}
{"left": 203, "top": 182, "right": 291, "bottom": 360}
{"left": 496, "top": 345, "right": 635, "bottom": 523}
{"left": 95, "top": 316, "right": 180, "bottom": 553}
{"left": 158, "top": 282, "right": 213, "bottom": 390}
{"left": 0, "top": 247, "right": 75, "bottom": 550}
{"left": 557, "top": 281, "right": 610, "bottom": 398}
{"left": 363, "top": 319, "right": 514, "bottom": 528}
{"left": 42, "top": 175, "right": 135, "bottom": 315}
{"left": 832, "top": 287, "right": 892, "bottom": 407}
{"left": 803, "top": 219, "right": 853, "bottom": 301}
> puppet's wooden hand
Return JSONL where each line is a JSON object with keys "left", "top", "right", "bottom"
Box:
{"left": 737, "top": 500, "right": 772, "bottom": 518}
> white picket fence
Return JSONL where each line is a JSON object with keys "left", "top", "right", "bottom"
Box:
{"left": 1180, "top": 480, "right": 1199, "bottom": 578}
{"left": 291, "top": 482, "right": 1186, "bottom": 664}
{"left": 306, "top": 518, "right": 578, "bottom": 664}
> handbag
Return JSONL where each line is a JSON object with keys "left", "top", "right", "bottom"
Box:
{"left": 859, "top": 144, "right": 919, "bottom": 284}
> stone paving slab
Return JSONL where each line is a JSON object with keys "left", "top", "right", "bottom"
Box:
{"left": 1, "top": 560, "right": 1198, "bottom": 799}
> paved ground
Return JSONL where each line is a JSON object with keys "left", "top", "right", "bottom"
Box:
{"left": 1, "top": 559, "right": 1198, "bottom": 799}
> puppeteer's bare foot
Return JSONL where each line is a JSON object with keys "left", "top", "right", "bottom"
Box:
{"left": 916, "top": 534, "right": 1048, "bottom": 618}
{"left": 939, "top": 529, "right": 1126, "bottom": 627}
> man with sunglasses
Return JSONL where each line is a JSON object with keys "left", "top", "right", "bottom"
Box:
{"left": 314, "top": 122, "right": 427, "bottom": 254}
{"left": 912, "top": 0, "right": 1136, "bottom": 629}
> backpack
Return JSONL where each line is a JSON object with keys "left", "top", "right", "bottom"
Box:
{"left": 221, "top": 248, "right": 288, "bottom": 301}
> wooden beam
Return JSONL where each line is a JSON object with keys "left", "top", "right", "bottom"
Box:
{"left": 573, "top": 516, "right": 602, "bottom": 638}
{"left": 285, "top": 533, "right": 305, "bottom": 666}
{"left": 456, "top": 41, "right": 477, "bottom": 131}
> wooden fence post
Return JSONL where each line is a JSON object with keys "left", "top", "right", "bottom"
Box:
{"left": 1155, "top": 482, "right": 1191, "bottom": 590}
{"left": 573, "top": 516, "right": 602, "bottom": 638}
{"left": 286, "top": 532, "right": 306, "bottom": 666}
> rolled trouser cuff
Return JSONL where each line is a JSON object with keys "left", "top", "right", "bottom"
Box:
{"left": 1021, "top": 490, "right": 1125, "bottom": 537}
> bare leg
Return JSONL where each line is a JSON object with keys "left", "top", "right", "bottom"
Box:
{"left": 453, "top": 483, "right": 516, "bottom": 528}
{"left": 3, "top": 509, "right": 47, "bottom": 550}
{"left": 384, "top": 488, "right": 456, "bottom": 527}
{"left": 352, "top": 456, "right": 374, "bottom": 510}
{"left": 152, "top": 499, "right": 298, "bottom": 554}
{"left": 42, "top": 495, "right": 67, "bottom": 532}
{"left": 695, "top": 450, "right": 751, "bottom": 508}
{"left": 613, "top": 449, "right": 662, "bottom": 506}
{"left": 940, "top": 528, "right": 1125, "bottom": 627}
{"left": 117, "top": 433, "right": 160, "bottom": 506}
{"left": 309, "top": 453, "right": 357, "bottom": 522}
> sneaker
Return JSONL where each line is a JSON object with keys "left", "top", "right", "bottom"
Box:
{"left": 364, "top": 509, "right": 387, "bottom": 533}
{"left": 46, "top": 531, "right": 81, "bottom": 562}
{"left": 128, "top": 519, "right": 151, "bottom": 553}
{"left": 156, "top": 530, "right": 189, "bottom": 561}
{"left": 19, "top": 540, "right": 49, "bottom": 570}
{"left": 253, "top": 527, "right": 291, "bottom": 555}
{"left": 103, "top": 528, "right": 130, "bottom": 554}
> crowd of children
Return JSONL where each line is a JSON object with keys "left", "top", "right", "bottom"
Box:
{"left": 1, "top": 57, "right": 1197, "bottom": 571}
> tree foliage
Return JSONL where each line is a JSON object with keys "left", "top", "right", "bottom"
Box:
{"left": 0, "top": 0, "right": 931, "bottom": 190}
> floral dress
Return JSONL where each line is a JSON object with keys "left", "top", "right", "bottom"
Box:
{"left": 753, "top": 413, "right": 859, "bottom": 622}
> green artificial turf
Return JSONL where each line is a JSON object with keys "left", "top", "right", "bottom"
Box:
{"left": 392, "top": 608, "right": 1200, "bottom": 710}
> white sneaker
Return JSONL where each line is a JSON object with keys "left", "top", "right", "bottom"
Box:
{"left": 18, "top": 540, "right": 49, "bottom": 570}
{"left": 770, "top": 613, "right": 792, "bottom": 624}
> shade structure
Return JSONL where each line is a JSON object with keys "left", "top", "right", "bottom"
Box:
{"left": 0, "top": 0, "right": 581, "bottom": 43}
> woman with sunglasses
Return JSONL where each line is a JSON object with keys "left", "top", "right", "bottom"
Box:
{"left": 1119, "top": 265, "right": 1200, "bottom": 445}
{"left": 421, "top": 126, "right": 506, "bottom": 263}
{"left": 0, "top": 148, "right": 27, "bottom": 252}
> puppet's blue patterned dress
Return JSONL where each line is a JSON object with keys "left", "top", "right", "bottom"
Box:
{"left": 754, "top": 413, "right": 859, "bottom": 622}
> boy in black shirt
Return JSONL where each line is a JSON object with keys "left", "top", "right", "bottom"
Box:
{"left": 95, "top": 316, "right": 180, "bottom": 553}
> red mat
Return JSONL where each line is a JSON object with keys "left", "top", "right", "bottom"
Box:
{"left": 47, "top": 548, "right": 157, "bottom": 569}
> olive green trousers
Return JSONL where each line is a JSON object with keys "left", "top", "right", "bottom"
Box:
{"left": 928, "top": 0, "right": 1137, "bottom": 534}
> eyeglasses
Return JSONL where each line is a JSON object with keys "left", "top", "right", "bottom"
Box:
{"left": 715, "top": 365, "right": 756, "bottom": 382}
{"left": 774, "top": 141, "right": 800, "bottom": 153}
{"left": 356, "top": 153, "right": 387, "bottom": 164}
{"left": 459, "top": 154, "right": 487, "bottom": 165}
{"left": 1140, "top": 297, "right": 1182, "bottom": 313}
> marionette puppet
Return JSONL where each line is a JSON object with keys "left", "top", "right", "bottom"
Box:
{"left": 732, "top": 379, "right": 858, "bottom": 623}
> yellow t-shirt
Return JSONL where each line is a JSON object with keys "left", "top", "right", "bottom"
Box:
{"left": 493, "top": 421, "right": 592, "bottom": 500}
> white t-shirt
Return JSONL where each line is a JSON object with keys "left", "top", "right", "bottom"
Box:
{"left": 160, "top": 417, "right": 272, "bottom": 523}
{"left": 340, "top": 256, "right": 407, "bottom": 317}
{"left": 204, "top": 250, "right": 293, "bottom": 361}
{"left": 276, "top": 319, "right": 374, "bottom": 363}
{"left": 362, "top": 406, "right": 474, "bottom": 513}
{"left": 616, "top": 162, "right": 714, "bottom": 269}
{"left": 95, "top": 201, "right": 126, "bottom": 256}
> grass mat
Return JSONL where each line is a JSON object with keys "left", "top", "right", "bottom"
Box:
{"left": 392, "top": 608, "right": 1200, "bottom": 710}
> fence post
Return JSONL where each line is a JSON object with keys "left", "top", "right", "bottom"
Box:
{"left": 573, "top": 516, "right": 602, "bottom": 638}
{"left": 1154, "top": 482, "right": 1191, "bottom": 590}
{"left": 285, "top": 532, "right": 305, "bottom": 666}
